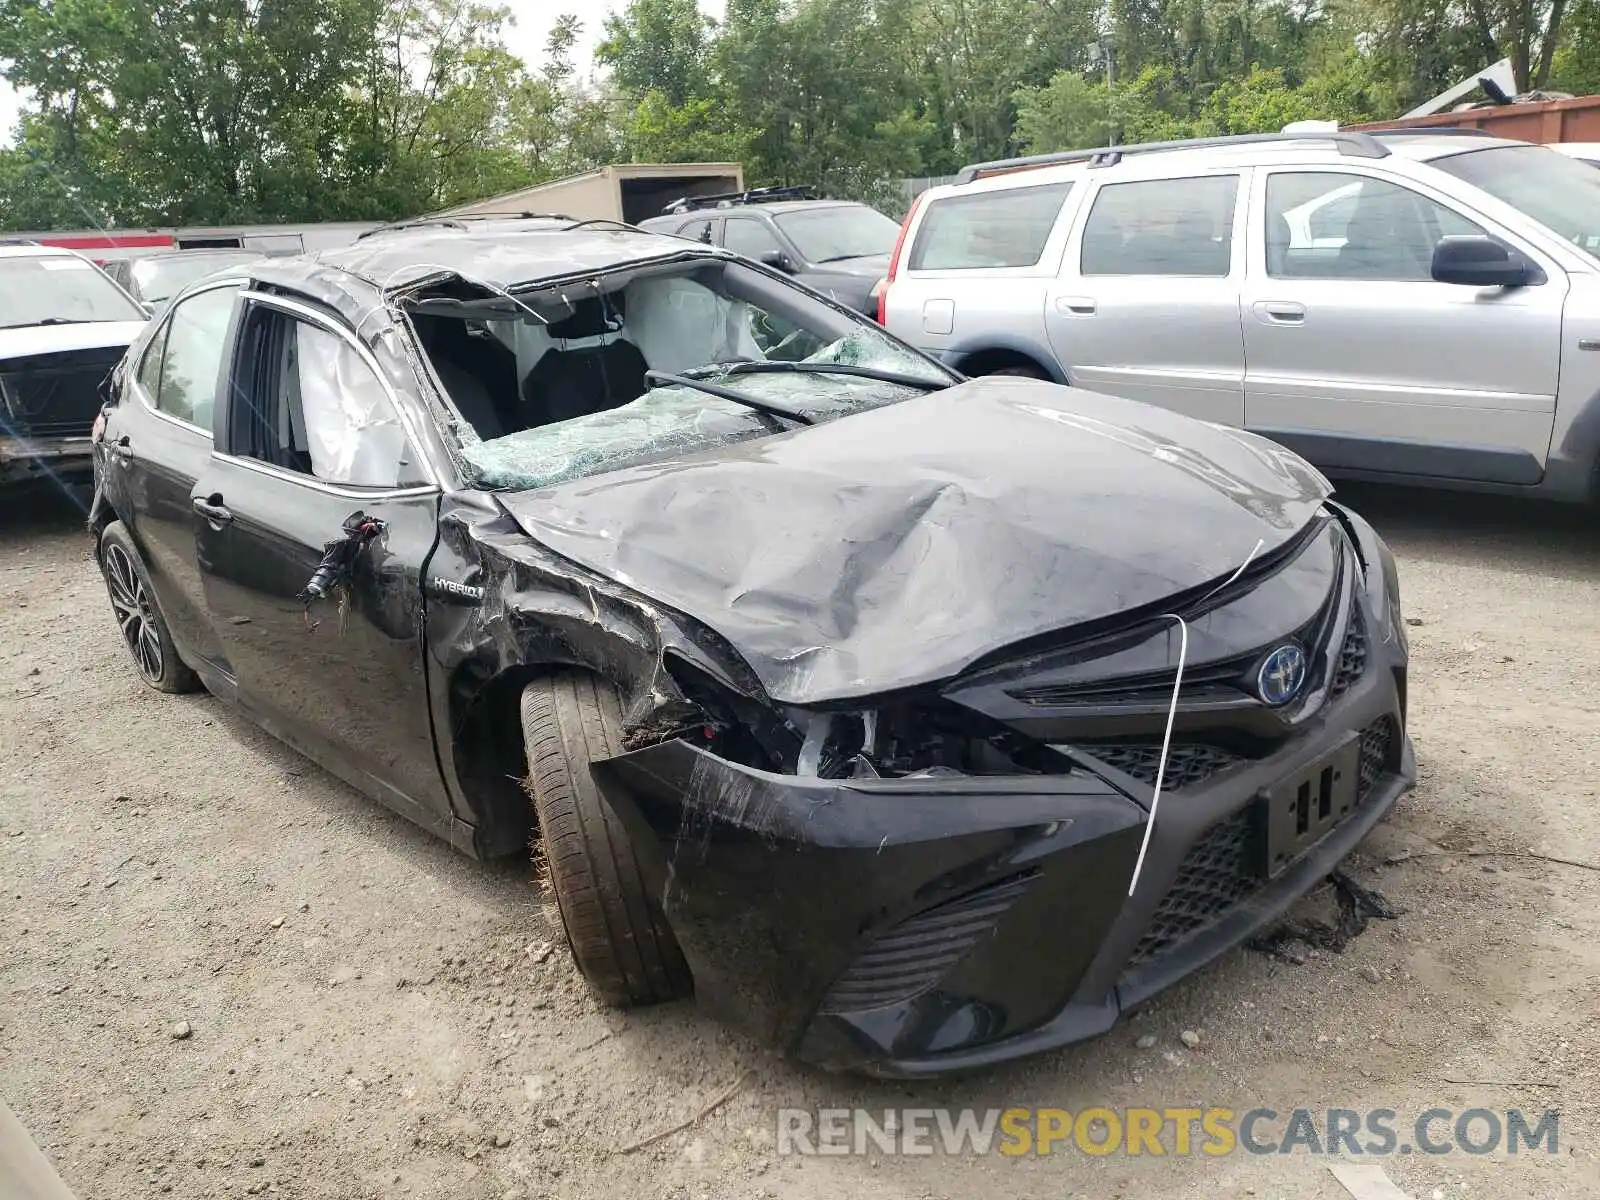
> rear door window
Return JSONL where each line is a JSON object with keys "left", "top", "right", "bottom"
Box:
{"left": 1079, "top": 176, "right": 1239, "bottom": 277}
{"left": 908, "top": 182, "right": 1074, "bottom": 270}
{"left": 676, "top": 218, "right": 715, "bottom": 244}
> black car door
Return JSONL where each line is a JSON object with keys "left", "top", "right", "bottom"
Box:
{"left": 192, "top": 290, "right": 453, "bottom": 835}
{"left": 102, "top": 282, "right": 241, "bottom": 678}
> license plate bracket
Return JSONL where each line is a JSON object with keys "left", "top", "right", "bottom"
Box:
{"left": 1259, "top": 734, "right": 1362, "bottom": 879}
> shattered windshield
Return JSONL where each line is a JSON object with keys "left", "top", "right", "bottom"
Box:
{"left": 407, "top": 257, "right": 954, "bottom": 492}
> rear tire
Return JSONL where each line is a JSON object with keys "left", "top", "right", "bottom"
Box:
{"left": 520, "top": 671, "right": 690, "bottom": 1006}
{"left": 97, "top": 521, "right": 202, "bottom": 695}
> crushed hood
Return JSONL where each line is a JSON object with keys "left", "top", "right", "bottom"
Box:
{"left": 0, "top": 321, "right": 144, "bottom": 361}
{"left": 501, "top": 378, "right": 1332, "bottom": 705}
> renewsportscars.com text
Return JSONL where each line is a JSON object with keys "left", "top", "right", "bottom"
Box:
{"left": 776, "top": 1107, "right": 1560, "bottom": 1158}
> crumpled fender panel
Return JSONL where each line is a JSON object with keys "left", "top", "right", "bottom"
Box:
{"left": 422, "top": 493, "right": 759, "bottom": 853}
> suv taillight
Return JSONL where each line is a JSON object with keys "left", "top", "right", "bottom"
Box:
{"left": 878, "top": 192, "right": 924, "bottom": 324}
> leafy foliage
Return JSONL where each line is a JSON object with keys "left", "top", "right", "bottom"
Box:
{"left": 0, "top": 0, "right": 1593, "bottom": 230}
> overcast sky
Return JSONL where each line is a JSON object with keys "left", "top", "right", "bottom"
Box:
{"left": 0, "top": 0, "right": 726, "bottom": 150}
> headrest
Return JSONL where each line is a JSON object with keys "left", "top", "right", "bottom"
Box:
{"left": 546, "top": 294, "right": 625, "bottom": 340}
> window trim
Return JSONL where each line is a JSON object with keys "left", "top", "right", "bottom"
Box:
{"left": 1074, "top": 171, "right": 1246, "bottom": 280}
{"left": 1249, "top": 165, "right": 1557, "bottom": 285}
{"left": 126, "top": 278, "right": 241, "bottom": 438}
{"left": 231, "top": 289, "right": 442, "bottom": 493}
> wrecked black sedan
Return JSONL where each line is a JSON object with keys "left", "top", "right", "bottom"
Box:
{"left": 88, "top": 217, "right": 1414, "bottom": 1076}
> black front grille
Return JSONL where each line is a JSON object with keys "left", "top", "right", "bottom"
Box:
{"left": 1126, "top": 716, "right": 1398, "bottom": 971}
{"left": 1358, "top": 717, "right": 1394, "bottom": 795}
{"left": 1128, "top": 808, "right": 1257, "bottom": 967}
{"left": 1080, "top": 742, "right": 1243, "bottom": 789}
{"left": 1328, "top": 606, "right": 1368, "bottom": 700}
{"left": 818, "top": 873, "right": 1035, "bottom": 1014}
{"left": 0, "top": 346, "right": 123, "bottom": 439}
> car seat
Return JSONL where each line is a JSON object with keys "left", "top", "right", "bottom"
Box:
{"left": 412, "top": 315, "right": 512, "bottom": 440}
{"left": 1337, "top": 193, "right": 1432, "bottom": 281}
{"left": 1266, "top": 212, "right": 1293, "bottom": 277}
{"left": 521, "top": 294, "right": 649, "bottom": 425}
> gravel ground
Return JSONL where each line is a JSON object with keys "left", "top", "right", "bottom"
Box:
{"left": 2, "top": 481, "right": 1598, "bottom": 1200}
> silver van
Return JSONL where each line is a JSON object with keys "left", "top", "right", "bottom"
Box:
{"left": 879, "top": 130, "right": 1600, "bottom": 501}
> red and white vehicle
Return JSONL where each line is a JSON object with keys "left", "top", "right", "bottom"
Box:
{"left": 6, "top": 221, "right": 382, "bottom": 268}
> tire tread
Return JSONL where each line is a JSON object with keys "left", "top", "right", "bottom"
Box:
{"left": 520, "top": 671, "right": 689, "bottom": 1006}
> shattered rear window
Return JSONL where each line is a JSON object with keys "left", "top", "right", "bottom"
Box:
{"left": 409, "top": 258, "right": 951, "bottom": 492}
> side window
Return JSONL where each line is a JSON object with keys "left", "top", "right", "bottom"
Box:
{"left": 135, "top": 324, "right": 168, "bottom": 403}
{"left": 1080, "top": 176, "right": 1239, "bottom": 277}
{"left": 152, "top": 285, "right": 238, "bottom": 431}
{"left": 1266, "top": 172, "right": 1488, "bottom": 282}
{"left": 677, "top": 218, "right": 714, "bottom": 244}
{"left": 722, "top": 218, "right": 784, "bottom": 260}
{"left": 231, "top": 304, "right": 426, "bottom": 488}
{"left": 909, "top": 182, "right": 1074, "bottom": 270}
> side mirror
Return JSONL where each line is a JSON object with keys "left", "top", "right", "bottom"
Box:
{"left": 1431, "top": 235, "right": 1539, "bottom": 287}
{"left": 760, "top": 250, "right": 795, "bottom": 273}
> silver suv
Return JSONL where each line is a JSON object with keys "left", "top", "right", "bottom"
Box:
{"left": 880, "top": 130, "right": 1600, "bottom": 501}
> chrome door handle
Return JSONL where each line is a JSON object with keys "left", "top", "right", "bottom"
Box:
{"left": 1055, "top": 296, "right": 1097, "bottom": 316}
{"left": 1254, "top": 301, "right": 1306, "bottom": 325}
{"left": 192, "top": 495, "right": 233, "bottom": 524}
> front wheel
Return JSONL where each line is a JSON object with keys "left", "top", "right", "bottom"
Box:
{"left": 520, "top": 671, "right": 691, "bottom": 1006}
{"left": 97, "top": 521, "right": 202, "bottom": 694}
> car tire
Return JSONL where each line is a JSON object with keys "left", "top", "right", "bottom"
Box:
{"left": 97, "top": 521, "right": 203, "bottom": 695}
{"left": 989, "top": 363, "right": 1050, "bottom": 380}
{"left": 520, "top": 671, "right": 691, "bottom": 1007}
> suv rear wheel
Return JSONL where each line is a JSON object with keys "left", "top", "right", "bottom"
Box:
{"left": 520, "top": 671, "right": 691, "bottom": 1006}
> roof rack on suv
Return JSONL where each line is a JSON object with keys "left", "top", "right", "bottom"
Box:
{"left": 661, "top": 185, "right": 818, "bottom": 215}
{"left": 955, "top": 130, "right": 1391, "bottom": 183}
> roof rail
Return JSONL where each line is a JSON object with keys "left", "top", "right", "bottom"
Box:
{"left": 661, "top": 184, "right": 817, "bottom": 215}
{"left": 357, "top": 213, "right": 575, "bottom": 240}
{"left": 955, "top": 130, "right": 1390, "bottom": 183}
{"left": 1362, "top": 125, "right": 1514, "bottom": 138}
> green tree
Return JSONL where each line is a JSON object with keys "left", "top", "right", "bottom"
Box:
{"left": 598, "top": 0, "right": 710, "bottom": 107}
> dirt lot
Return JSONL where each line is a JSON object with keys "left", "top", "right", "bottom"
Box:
{"left": 2, "top": 481, "right": 1598, "bottom": 1200}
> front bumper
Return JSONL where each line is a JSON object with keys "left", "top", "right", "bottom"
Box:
{"left": 594, "top": 603, "right": 1413, "bottom": 1077}
{"left": 0, "top": 435, "right": 94, "bottom": 485}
